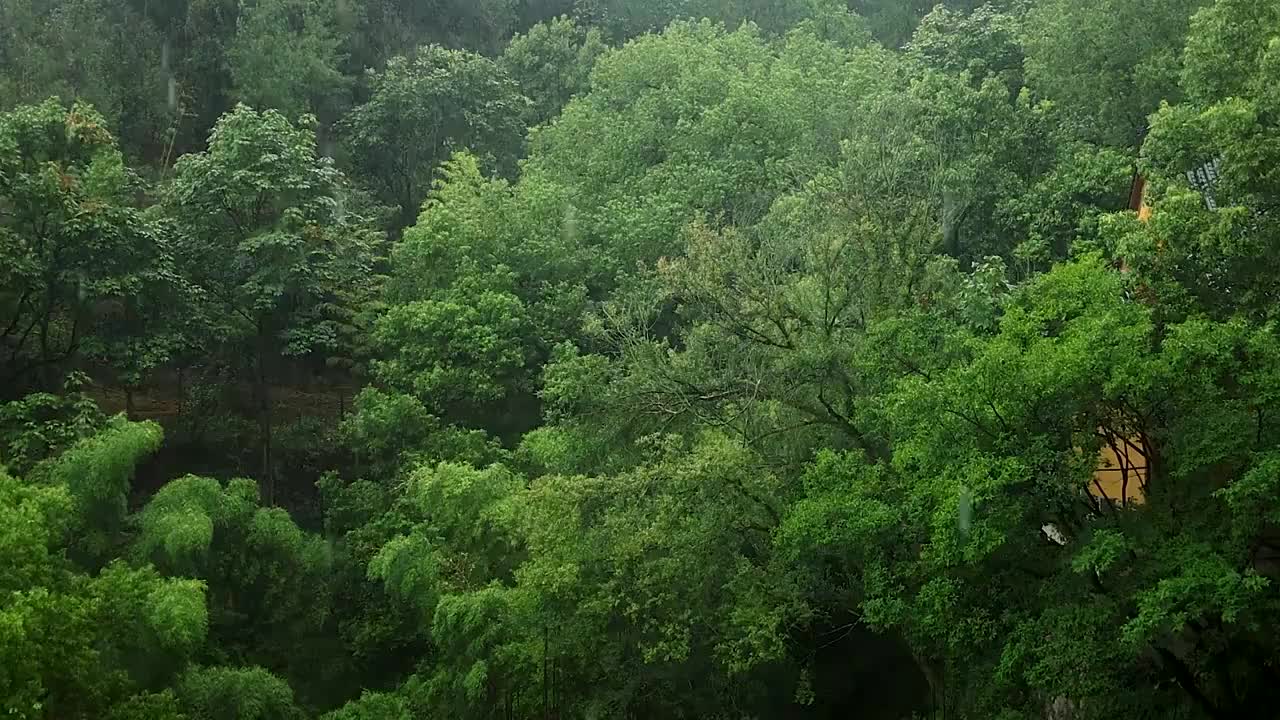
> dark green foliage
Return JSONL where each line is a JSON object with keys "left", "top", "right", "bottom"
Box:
{"left": 909, "top": 3, "right": 1025, "bottom": 89}
{"left": 499, "top": 16, "right": 608, "bottom": 129}
{"left": 338, "top": 45, "right": 527, "bottom": 229}
{"left": 166, "top": 104, "right": 380, "bottom": 498}
{"left": 0, "top": 100, "right": 178, "bottom": 398}
{"left": 523, "top": 20, "right": 898, "bottom": 278}
{"left": 227, "top": 0, "right": 351, "bottom": 122}
{"left": 572, "top": 0, "right": 868, "bottom": 41}
{"left": 0, "top": 0, "right": 169, "bottom": 160}
{"left": 4, "top": 0, "right": 1280, "bottom": 718}
{"left": 0, "top": 376, "right": 105, "bottom": 476}
{"left": 1022, "top": 0, "right": 1209, "bottom": 146}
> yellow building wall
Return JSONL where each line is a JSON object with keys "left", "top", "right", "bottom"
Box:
{"left": 1092, "top": 438, "right": 1147, "bottom": 505}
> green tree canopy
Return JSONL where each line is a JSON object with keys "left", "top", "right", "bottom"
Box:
{"left": 1022, "top": 0, "right": 1208, "bottom": 147}
{"left": 0, "top": 100, "right": 176, "bottom": 398}
{"left": 499, "top": 16, "right": 608, "bottom": 129}
{"left": 166, "top": 104, "right": 380, "bottom": 497}
{"left": 228, "top": 0, "right": 352, "bottom": 122}
{"left": 338, "top": 46, "right": 526, "bottom": 229}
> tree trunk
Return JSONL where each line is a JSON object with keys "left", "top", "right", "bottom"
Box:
{"left": 543, "top": 625, "right": 550, "bottom": 720}
{"left": 261, "top": 387, "right": 273, "bottom": 504}
{"left": 941, "top": 190, "right": 963, "bottom": 258}
{"left": 1155, "top": 646, "right": 1229, "bottom": 720}
{"left": 912, "top": 650, "right": 945, "bottom": 719}
{"left": 256, "top": 324, "right": 274, "bottom": 505}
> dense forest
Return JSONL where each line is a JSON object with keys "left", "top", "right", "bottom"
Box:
{"left": 3, "top": 0, "right": 1280, "bottom": 717}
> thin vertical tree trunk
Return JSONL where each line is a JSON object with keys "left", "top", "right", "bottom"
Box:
{"left": 256, "top": 324, "right": 274, "bottom": 504}
{"left": 941, "top": 190, "right": 964, "bottom": 258}
{"left": 1156, "top": 646, "right": 1228, "bottom": 720}
{"left": 543, "top": 625, "right": 550, "bottom": 720}
{"left": 912, "top": 650, "right": 944, "bottom": 719}
{"left": 553, "top": 652, "right": 561, "bottom": 719}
